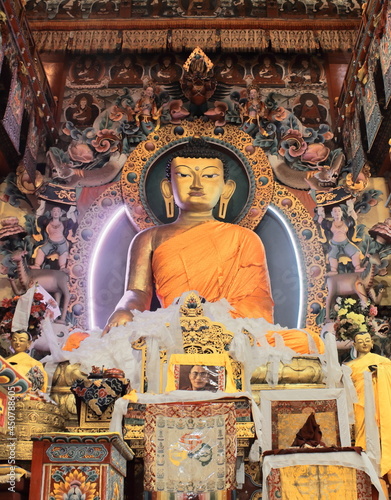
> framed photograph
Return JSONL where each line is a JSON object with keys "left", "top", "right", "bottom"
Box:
{"left": 165, "top": 353, "right": 237, "bottom": 393}
{"left": 260, "top": 388, "right": 351, "bottom": 451}
{"left": 177, "top": 364, "right": 224, "bottom": 392}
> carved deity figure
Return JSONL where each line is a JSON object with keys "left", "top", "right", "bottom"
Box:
{"left": 134, "top": 83, "right": 161, "bottom": 135}
{"left": 240, "top": 85, "right": 267, "bottom": 136}
{"left": 317, "top": 200, "right": 364, "bottom": 275}
{"left": 32, "top": 206, "right": 70, "bottom": 270}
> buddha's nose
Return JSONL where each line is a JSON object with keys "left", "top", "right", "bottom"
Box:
{"left": 191, "top": 174, "right": 202, "bottom": 189}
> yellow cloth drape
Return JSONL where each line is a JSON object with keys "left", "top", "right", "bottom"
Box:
{"left": 7, "top": 352, "right": 48, "bottom": 393}
{"left": 279, "top": 465, "right": 357, "bottom": 500}
{"left": 348, "top": 352, "right": 391, "bottom": 476}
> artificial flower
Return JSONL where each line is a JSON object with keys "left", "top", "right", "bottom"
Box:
{"left": 333, "top": 295, "right": 377, "bottom": 341}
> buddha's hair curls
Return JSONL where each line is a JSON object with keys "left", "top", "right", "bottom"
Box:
{"left": 166, "top": 137, "right": 229, "bottom": 181}
{"left": 12, "top": 330, "right": 33, "bottom": 341}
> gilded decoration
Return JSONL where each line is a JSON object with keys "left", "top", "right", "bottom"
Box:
{"left": 251, "top": 356, "right": 324, "bottom": 385}
{"left": 79, "top": 400, "right": 115, "bottom": 429}
{"left": 0, "top": 400, "right": 66, "bottom": 460}
{"left": 14, "top": 400, "right": 65, "bottom": 440}
{"left": 50, "top": 361, "right": 88, "bottom": 427}
{"left": 180, "top": 293, "right": 235, "bottom": 354}
{"left": 46, "top": 443, "right": 108, "bottom": 462}
{"left": 164, "top": 292, "right": 244, "bottom": 391}
{"left": 132, "top": 292, "right": 245, "bottom": 392}
{"left": 271, "top": 186, "right": 326, "bottom": 333}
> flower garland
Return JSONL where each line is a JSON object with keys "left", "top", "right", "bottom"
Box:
{"left": 333, "top": 296, "right": 378, "bottom": 341}
{"left": 0, "top": 293, "right": 47, "bottom": 340}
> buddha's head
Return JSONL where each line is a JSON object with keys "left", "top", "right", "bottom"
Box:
{"left": 161, "top": 137, "right": 236, "bottom": 219}
{"left": 10, "top": 331, "right": 32, "bottom": 354}
{"left": 353, "top": 331, "right": 373, "bottom": 357}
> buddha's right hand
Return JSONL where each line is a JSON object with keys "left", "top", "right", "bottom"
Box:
{"left": 102, "top": 310, "right": 134, "bottom": 336}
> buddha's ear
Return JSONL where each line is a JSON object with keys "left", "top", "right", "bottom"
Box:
{"left": 161, "top": 178, "right": 175, "bottom": 218}
{"left": 219, "top": 179, "right": 236, "bottom": 219}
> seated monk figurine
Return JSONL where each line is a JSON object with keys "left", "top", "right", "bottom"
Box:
{"left": 347, "top": 332, "right": 391, "bottom": 494}
{"left": 7, "top": 331, "right": 48, "bottom": 393}
{"left": 102, "top": 137, "right": 322, "bottom": 354}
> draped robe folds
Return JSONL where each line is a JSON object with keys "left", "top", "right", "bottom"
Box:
{"left": 348, "top": 352, "right": 391, "bottom": 477}
{"left": 152, "top": 221, "right": 323, "bottom": 354}
{"left": 152, "top": 221, "right": 274, "bottom": 322}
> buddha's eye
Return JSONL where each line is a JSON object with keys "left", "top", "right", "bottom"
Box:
{"left": 175, "top": 172, "right": 190, "bottom": 178}
{"left": 203, "top": 174, "right": 219, "bottom": 178}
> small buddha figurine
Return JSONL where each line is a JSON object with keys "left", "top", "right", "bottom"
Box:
{"left": 7, "top": 331, "right": 48, "bottom": 393}
{"left": 347, "top": 331, "right": 391, "bottom": 494}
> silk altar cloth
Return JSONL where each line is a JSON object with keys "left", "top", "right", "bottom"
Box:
{"left": 143, "top": 401, "right": 237, "bottom": 493}
{"left": 262, "top": 451, "right": 386, "bottom": 500}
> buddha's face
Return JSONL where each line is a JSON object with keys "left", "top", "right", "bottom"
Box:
{"left": 11, "top": 332, "right": 31, "bottom": 354}
{"left": 170, "top": 157, "right": 226, "bottom": 212}
{"left": 354, "top": 333, "right": 373, "bottom": 356}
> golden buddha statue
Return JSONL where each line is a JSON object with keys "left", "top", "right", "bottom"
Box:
{"left": 103, "top": 137, "right": 274, "bottom": 334}
{"left": 102, "top": 137, "right": 322, "bottom": 355}
{"left": 7, "top": 331, "right": 48, "bottom": 393}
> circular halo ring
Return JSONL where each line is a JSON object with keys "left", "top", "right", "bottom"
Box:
{"left": 120, "top": 119, "right": 274, "bottom": 231}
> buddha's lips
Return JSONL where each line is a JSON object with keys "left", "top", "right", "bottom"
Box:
{"left": 189, "top": 192, "right": 205, "bottom": 197}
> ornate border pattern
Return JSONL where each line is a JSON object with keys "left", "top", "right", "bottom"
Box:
{"left": 271, "top": 186, "right": 326, "bottom": 333}
{"left": 68, "top": 181, "right": 123, "bottom": 328}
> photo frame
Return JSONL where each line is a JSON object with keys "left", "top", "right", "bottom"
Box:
{"left": 166, "top": 353, "right": 237, "bottom": 393}
{"left": 259, "top": 388, "right": 351, "bottom": 451}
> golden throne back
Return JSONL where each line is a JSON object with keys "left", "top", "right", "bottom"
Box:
{"left": 132, "top": 292, "right": 244, "bottom": 393}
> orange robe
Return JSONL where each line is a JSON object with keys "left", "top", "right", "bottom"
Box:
{"left": 152, "top": 221, "right": 274, "bottom": 322}
{"left": 152, "top": 221, "right": 323, "bottom": 354}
